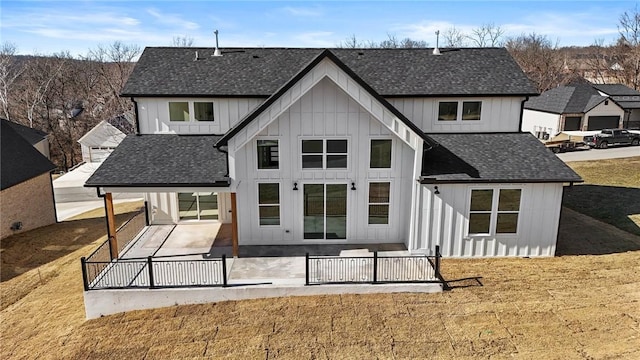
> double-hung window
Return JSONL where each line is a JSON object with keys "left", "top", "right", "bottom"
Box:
{"left": 258, "top": 183, "right": 280, "bottom": 226}
{"left": 169, "top": 101, "right": 214, "bottom": 122}
{"left": 368, "top": 182, "right": 390, "bottom": 224}
{"left": 468, "top": 188, "right": 521, "bottom": 235}
{"left": 257, "top": 139, "right": 279, "bottom": 169}
{"left": 301, "top": 139, "right": 348, "bottom": 169}
{"left": 438, "top": 101, "right": 482, "bottom": 121}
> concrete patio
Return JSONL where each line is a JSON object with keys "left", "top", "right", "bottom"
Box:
{"left": 83, "top": 223, "right": 442, "bottom": 319}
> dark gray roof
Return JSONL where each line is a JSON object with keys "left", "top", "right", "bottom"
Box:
{"left": 525, "top": 83, "right": 608, "bottom": 114}
{"left": 3, "top": 119, "right": 47, "bottom": 145}
{"left": 1, "top": 119, "right": 56, "bottom": 190}
{"left": 85, "top": 135, "right": 229, "bottom": 187}
{"left": 421, "top": 133, "right": 582, "bottom": 183}
{"left": 122, "top": 47, "right": 537, "bottom": 97}
{"left": 593, "top": 84, "right": 640, "bottom": 96}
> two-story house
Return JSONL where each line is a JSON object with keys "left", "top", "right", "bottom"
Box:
{"left": 85, "top": 47, "right": 581, "bottom": 258}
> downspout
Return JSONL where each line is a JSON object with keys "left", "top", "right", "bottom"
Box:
{"left": 131, "top": 97, "right": 140, "bottom": 135}
{"left": 49, "top": 171, "right": 59, "bottom": 223}
{"left": 518, "top": 96, "right": 529, "bottom": 132}
{"left": 215, "top": 145, "right": 230, "bottom": 178}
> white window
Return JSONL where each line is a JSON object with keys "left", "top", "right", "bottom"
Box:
{"left": 368, "top": 182, "right": 390, "bottom": 224}
{"left": 169, "top": 101, "right": 214, "bottom": 122}
{"left": 438, "top": 101, "right": 482, "bottom": 121}
{"left": 258, "top": 183, "right": 280, "bottom": 226}
{"left": 301, "top": 139, "right": 348, "bottom": 169}
{"left": 370, "top": 139, "right": 392, "bottom": 169}
{"left": 257, "top": 139, "right": 279, "bottom": 169}
{"left": 468, "top": 188, "right": 521, "bottom": 235}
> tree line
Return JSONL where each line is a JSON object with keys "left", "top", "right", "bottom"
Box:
{"left": 1, "top": 7, "right": 638, "bottom": 170}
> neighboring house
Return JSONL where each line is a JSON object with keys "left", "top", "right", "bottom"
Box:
{"left": 1, "top": 119, "right": 57, "bottom": 239}
{"left": 78, "top": 114, "right": 134, "bottom": 163}
{"left": 522, "top": 82, "right": 625, "bottom": 139}
{"left": 592, "top": 84, "right": 640, "bottom": 130}
{"left": 85, "top": 47, "right": 581, "bottom": 258}
{"left": 3, "top": 118, "right": 50, "bottom": 159}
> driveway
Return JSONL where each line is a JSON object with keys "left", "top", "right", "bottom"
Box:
{"left": 556, "top": 145, "right": 639, "bottom": 162}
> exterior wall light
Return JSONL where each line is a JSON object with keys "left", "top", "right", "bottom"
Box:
{"left": 434, "top": 186, "right": 440, "bottom": 195}
{"left": 293, "top": 182, "right": 298, "bottom": 191}
{"left": 351, "top": 182, "right": 356, "bottom": 191}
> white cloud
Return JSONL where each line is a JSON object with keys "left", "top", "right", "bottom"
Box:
{"left": 281, "top": 6, "right": 324, "bottom": 17}
{"left": 146, "top": 8, "right": 200, "bottom": 31}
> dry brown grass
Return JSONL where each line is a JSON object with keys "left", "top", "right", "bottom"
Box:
{"left": 2, "top": 207, "right": 640, "bottom": 359}
{"left": 68, "top": 200, "right": 144, "bottom": 221}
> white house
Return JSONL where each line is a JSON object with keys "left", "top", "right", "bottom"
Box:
{"left": 78, "top": 115, "right": 134, "bottom": 163}
{"left": 522, "top": 82, "right": 625, "bottom": 139}
{"left": 593, "top": 84, "right": 640, "bottom": 130}
{"left": 85, "top": 47, "right": 581, "bottom": 258}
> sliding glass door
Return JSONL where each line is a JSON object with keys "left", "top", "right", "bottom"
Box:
{"left": 303, "top": 184, "right": 347, "bottom": 239}
{"left": 178, "top": 192, "right": 218, "bottom": 221}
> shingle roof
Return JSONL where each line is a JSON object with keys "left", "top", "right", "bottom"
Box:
{"left": 3, "top": 119, "right": 47, "bottom": 145}
{"left": 593, "top": 84, "right": 640, "bottom": 96}
{"left": 525, "top": 83, "right": 619, "bottom": 114}
{"left": 421, "top": 133, "right": 582, "bottom": 183}
{"left": 1, "top": 119, "right": 56, "bottom": 190}
{"left": 122, "top": 47, "right": 538, "bottom": 97}
{"left": 85, "top": 135, "right": 229, "bottom": 187}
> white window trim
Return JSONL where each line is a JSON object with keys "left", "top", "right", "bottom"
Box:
{"left": 436, "top": 100, "right": 484, "bottom": 122}
{"left": 299, "top": 137, "right": 350, "bottom": 171}
{"left": 466, "top": 186, "right": 522, "bottom": 237}
{"left": 257, "top": 182, "right": 281, "bottom": 227}
{"left": 168, "top": 100, "right": 215, "bottom": 123}
{"left": 367, "top": 180, "right": 392, "bottom": 227}
{"left": 176, "top": 192, "right": 219, "bottom": 222}
{"left": 256, "top": 137, "right": 280, "bottom": 171}
{"left": 369, "top": 137, "right": 393, "bottom": 170}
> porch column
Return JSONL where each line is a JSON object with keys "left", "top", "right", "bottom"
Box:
{"left": 104, "top": 192, "right": 119, "bottom": 260}
{"left": 230, "top": 192, "right": 239, "bottom": 257}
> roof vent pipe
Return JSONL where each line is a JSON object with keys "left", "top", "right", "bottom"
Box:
{"left": 213, "top": 30, "right": 222, "bottom": 57}
{"left": 194, "top": 50, "right": 199, "bottom": 61}
{"left": 432, "top": 30, "right": 441, "bottom": 55}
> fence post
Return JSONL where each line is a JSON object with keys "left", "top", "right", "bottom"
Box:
{"left": 147, "top": 256, "right": 155, "bottom": 289}
{"left": 305, "top": 253, "right": 310, "bottom": 285}
{"left": 222, "top": 254, "right": 228, "bottom": 287}
{"left": 144, "top": 201, "right": 150, "bottom": 226}
{"left": 435, "top": 245, "right": 442, "bottom": 281}
{"left": 373, "top": 251, "right": 378, "bottom": 284}
{"left": 80, "top": 257, "right": 89, "bottom": 291}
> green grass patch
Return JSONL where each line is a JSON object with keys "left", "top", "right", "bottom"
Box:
{"left": 564, "top": 157, "right": 640, "bottom": 236}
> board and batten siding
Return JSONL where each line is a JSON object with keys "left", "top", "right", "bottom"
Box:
{"left": 521, "top": 109, "right": 561, "bottom": 136}
{"left": 415, "top": 183, "right": 564, "bottom": 257}
{"left": 388, "top": 97, "right": 525, "bottom": 133}
{"left": 232, "top": 77, "right": 415, "bottom": 245}
{"left": 135, "top": 97, "right": 264, "bottom": 134}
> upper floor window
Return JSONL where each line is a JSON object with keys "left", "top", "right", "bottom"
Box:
{"left": 438, "top": 101, "right": 482, "bottom": 121}
{"left": 468, "top": 188, "right": 521, "bottom": 235}
{"left": 302, "top": 139, "right": 348, "bottom": 169}
{"left": 169, "top": 101, "right": 214, "bottom": 122}
{"left": 370, "top": 139, "right": 392, "bottom": 169}
{"left": 257, "top": 139, "right": 279, "bottom": 169}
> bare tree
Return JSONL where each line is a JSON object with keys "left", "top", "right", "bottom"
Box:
{"left": 338, "top": 34, "right": 427, "bottom": 49}
{"left": 0, "top": 42, "right": 24, "bottom": 121}
{"left": 505, "top": 33, "right": 565, "bottom": 92}
{"left": 172, "top": 36, "right": 195, "bottom": 47}
{"left": 616, "top": 6, "right": 640, "bottom": 89}
{"left": 443, "top": 26, "right": 466, "bottom": 47}
{"left": 85, "top": 41, "right": 141, "bottom": 118}
{"left": 468, "top": 23, "right": 505, "bottom": 47}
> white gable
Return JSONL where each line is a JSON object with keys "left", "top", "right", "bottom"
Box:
{"left": 78, "top": 120, "right": 126, "bottom": 148}
{"left": 228, "top": 57, "right": 422, "bottom": 152}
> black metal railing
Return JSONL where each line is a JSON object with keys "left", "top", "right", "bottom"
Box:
{"left": 306, "top": 246, "right": 443, "bottom": 285}
{"left": 81, "top": 255, "right": 227, "bottom": 290}
{"left": 115, "top": 210, "right": 146, "bottom": 256}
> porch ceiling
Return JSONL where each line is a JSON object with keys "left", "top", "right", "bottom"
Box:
{"left": 85, "top": 134, "right": 229, "bottom": 188}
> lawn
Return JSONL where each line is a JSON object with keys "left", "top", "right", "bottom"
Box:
{"left": 1, "top": 160, "right": 640, "bottom": 359}
{"left": 564, "top": 156, "right": 640, "bottom": 235}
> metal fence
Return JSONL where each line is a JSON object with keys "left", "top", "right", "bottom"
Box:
{"left": 115, "top": 210, "right": 147, "bottom": 256}
{"left": 306, "top": 246, "right": 443, "bottom": 285}
{"left": 81, "top": 255, "right": 227, "bottom": 290}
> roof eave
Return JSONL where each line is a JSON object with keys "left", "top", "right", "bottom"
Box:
{"left": 420, "top": 177, "right": 584, "bottom": 184}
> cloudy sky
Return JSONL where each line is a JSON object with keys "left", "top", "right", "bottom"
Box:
{"left": 1, "top": 0, "right": 636, "bottom": 56}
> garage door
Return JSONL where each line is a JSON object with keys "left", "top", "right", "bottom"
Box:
{"left": 587, "top": 116, "right": 620, "bottom": 130}
{"left": 564, "top": 116, "right": 581, "bottom": 131}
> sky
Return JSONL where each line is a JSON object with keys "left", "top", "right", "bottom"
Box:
{"left": 1, "top": 0, "right": 637, "bottom": 57}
